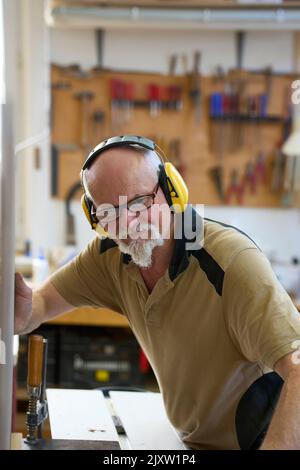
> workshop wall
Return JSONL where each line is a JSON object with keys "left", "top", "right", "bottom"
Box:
{"left": 50, "top": 28, "right": 294, "bottom": 74}
{"left": 49, "top": 26, "right": 300, "bottom": 262}
{"left": 15, "top": 0, "right": 300, "bottom": 265}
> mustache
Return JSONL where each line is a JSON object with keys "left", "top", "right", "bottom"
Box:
{"left": 118, "top": 223, "right": 160, "bottom": 240}
{"left": 116, "top": 230, "right": 164, "bottom": 268}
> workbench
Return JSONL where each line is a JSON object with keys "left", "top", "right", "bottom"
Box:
{"left": 41, "top": 389, "right": 187, "bottom": 450}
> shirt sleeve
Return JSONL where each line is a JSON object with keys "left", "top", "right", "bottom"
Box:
{"left": 223, "top": 247, "right": 300, "bottom": 370}
{"left": 49, "top": 236, "right": 123, "bottom": 314}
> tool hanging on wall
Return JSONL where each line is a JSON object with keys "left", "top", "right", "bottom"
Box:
{"left": 225, "top": 169, "right": 244, "bottom": 205}
{"left": 254, "top": 152, "right": 267, "bottom": 185}
{"left": 167, "top": 54, "right": 183, "bottom": 110}
{"left": 124, "top": 82, "right": 135, "bottom": 123}
{"left": 209, "top": 166, "right": 225, "bottom": 201}
{"left": 235, "top": 31, "right": 245, "bottom": 70}
{"left": 189, "top": 50, "right": 202, "bottom": 124}
{"left": 92, "top": 110, "right": 105, "bottom": 143}
{"left": 282, "top": 156, "right": 296, "bottom": 207}
{"left": 210, "top": 88, "right": 281, "bottom": 157}
{"left": 242, "top": 161, "right": 257, "bottom": 194}
{"left": 111, "top": 78, "right": 122, "bottom": 129}
{"left": 51, "top": 81, "right": 72, "bottom": 130}
{"left": 168, "top": 53, "right": 178, "bottom": 76}
{"left": 147, "top": 83, "right": 162, "bottom": 118}
{"left": 166, "top": 84, "right": 183, "bottom": 111}
{"left": 264, "top": 66, "right": 273, "bottom": 116}
{"left": 110, "top": 79, "right": 136, "bottom": 128}
{"left": 271, "top": 147, "right": 286, "bottom": 193}
{"left": 168, "top": 138, "right": 186, "bottom": 177}
{"left": 75, "top": 90, "right": 95, "bottom": 150}
{"left": 282, "top": 155, "right": 300, "bottom": 207}
{"left": 210, "top": 92, "right": 222, "bottom": 156}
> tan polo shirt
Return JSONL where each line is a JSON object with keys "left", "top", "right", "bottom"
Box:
{"left": 49, "top": 208, "right": 300, "bottom": 450}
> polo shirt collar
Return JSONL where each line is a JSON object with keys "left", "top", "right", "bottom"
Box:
{"left": 122, "top": 205, "right": 203, "bottom": 282}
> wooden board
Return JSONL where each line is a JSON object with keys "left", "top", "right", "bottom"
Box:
{"left": 47, "top": 388, "right": 120, "bottom": 442}
{"left": 10, "top": 433, "right": 23, "bottom": 450}
{"left": 46, "top": 307, "right": 129, "bottom": 327}
{"left": 110, "top": 391, "right": 187, "bottom": 450}
{"left": 51, "top": 1, "right": 300, "bottom": 8}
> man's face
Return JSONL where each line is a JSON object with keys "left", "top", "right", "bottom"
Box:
{"left": 86, "top": 148, "right": 172, "bottom": 268}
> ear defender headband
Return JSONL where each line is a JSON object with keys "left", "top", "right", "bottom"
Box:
{"left": 80, "top": 135, "right": 188, "bottom": 236}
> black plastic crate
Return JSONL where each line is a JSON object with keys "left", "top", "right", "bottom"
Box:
{"left": 57, "top": 326, "right": 144, "bottom": 389}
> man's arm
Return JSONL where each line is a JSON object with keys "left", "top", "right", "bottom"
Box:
{"left": 14, "top": 272, "right": 75, "bottom": 335}
{"left": 260, "top": 351, "right": 300, "bottom": 450}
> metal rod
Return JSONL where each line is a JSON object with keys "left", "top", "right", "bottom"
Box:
{"left": 0, "top": 102, "right": 15, "bottom": 449}
{"left": 95, "top": 29, "right": 103, "bottom": 67}
{"left": 0, "top": 0, "right": 17, "bottom": 449}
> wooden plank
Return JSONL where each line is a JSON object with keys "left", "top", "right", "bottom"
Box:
{"left": 110, "top": 391, "right": 187, "bottom": 450}
{"left": 50, "top": 1, "right": 240, "bottom": 8}
{"left": 10, "top": 433, "right": 23, "bottom": 450}
{"left": 51, "top": 1, "right": 300, "bottom": 8}
{"left": 46, "top": 307, "right": 129, "bottom": 327}
{"left": 47, "top": 388, "right": 120, "bottom": 442}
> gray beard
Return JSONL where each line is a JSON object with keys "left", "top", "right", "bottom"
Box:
{"left": 116, "top": 224, "right": 164, "bottom": 268}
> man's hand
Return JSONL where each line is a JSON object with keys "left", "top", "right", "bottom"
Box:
{"left": 14, "top": 272, "right": 33, "bottom": 334}
{"left": 15, "top": 272, "right": 76, "bottom": 335}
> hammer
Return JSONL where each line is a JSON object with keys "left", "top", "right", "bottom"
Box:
{"left": 51, "top": 81, "right": 71, "bottom": 130}
{"left": 75, "top": 90, "right": 95, "bottom": 150}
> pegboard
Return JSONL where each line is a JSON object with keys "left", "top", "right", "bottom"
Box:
{"left": 50, "top": 63, "right": 296, "bottom": 208}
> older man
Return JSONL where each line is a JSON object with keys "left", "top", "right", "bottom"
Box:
{"left": 15, "top": 136, "right": 300, "bottom": 450}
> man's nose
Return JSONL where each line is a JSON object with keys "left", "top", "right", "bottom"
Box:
{"left": 118, "top": 207, "right": 138, "bottom": 229}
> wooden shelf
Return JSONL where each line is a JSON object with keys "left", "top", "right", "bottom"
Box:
{"left": 46, "top": 307, "right": 129, "bottom": 328}
{"left": 210, "top": 114, "right": 283, "bottom": 123}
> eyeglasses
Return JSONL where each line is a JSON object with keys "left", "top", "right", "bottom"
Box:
{"left": 94, "top": 182, "right": 160, "bottom": 226}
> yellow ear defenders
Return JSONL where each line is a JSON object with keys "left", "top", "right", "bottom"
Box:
{"left": 80, "top": 135, "right": 188, "bottom": 236}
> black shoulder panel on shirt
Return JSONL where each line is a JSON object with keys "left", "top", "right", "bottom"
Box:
{"left": 235, "top": 372, "right": 284, "bottom": 450}
{"left": 99, "top": 238, "right": 118, "bottom": 254}
{"left": 191, "top": 248, "right": 224, "bottom": 296}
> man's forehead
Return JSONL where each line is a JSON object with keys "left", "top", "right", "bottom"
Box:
{"left": 92, "top": 146, "right": 146, "bottom": 166}
{"left": 87, "top": 171, "right": 158, "bottom": 207}
{"left": 84, "top": 147, "right": 159, "bottom": 209}
{"left": 89, "top": 147, "right": 156, "bottom": 177}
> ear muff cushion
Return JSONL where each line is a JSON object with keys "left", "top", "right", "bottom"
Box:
{"left": 164, "top": 162, "right": 189, "bottom": 212}
{"left": 158, "top": 164, "right": 173, "bottom": 207}
{"left": 81, "top": 195, "right": 109, "bottom": 238}
{"left": 81, "top": 194, "right": 98, "bottom": 229}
